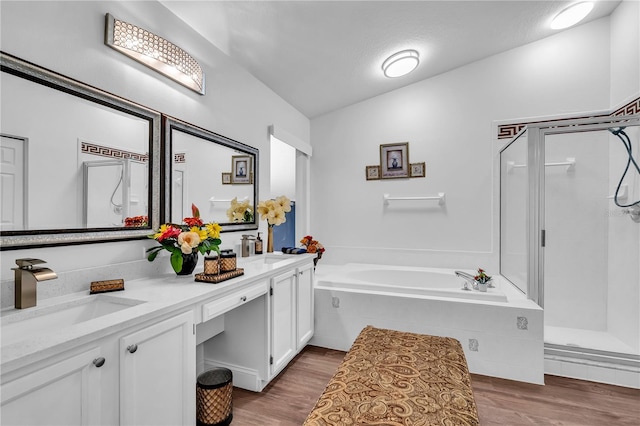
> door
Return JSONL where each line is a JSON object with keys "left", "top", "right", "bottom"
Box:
{"left": 296, "top": 262, "right": 314, "bottom": 349}
{"left": 119, "top": 311, "right": 195, "bottom": 426}
{"left": 0, "top": 134, "right": 27, "bottom": 230}
{"left": 270, "top": 270, "right": 296, "bottom": 377}
{"left": 1, "top": 348, "right": 102, "bottom": 426}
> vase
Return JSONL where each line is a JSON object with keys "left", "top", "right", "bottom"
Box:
{"left": 267, "top": 226, "right": 274, "bottom": 253}
{"left": 313, "top": 251, "right": 323, "bottom": 269}
{"left": 476, "top": 281, "right": 488, "bottom": 292}
{"left": 175, "top": 252, "right": 199, "bottom": 275}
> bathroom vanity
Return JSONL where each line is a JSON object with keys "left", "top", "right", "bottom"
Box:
{"left": 0, "top": 253, "right": 315, "bottom": 426}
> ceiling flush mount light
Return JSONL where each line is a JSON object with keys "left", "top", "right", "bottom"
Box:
{"left": 105, "top": 13, "right": 205, "bottom": 95}
{"left": 382, "top": 49, "right": 419, "bottom": 78}
{"left": 550, "top": 2, "right": 594, "bottom": 30}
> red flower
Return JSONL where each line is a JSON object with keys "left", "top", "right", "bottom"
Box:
{"left": 183, "top": 217, "right": 204, "bottom": 227}
{"left": 157, "top": 225, "right": 181, "bottom": 241}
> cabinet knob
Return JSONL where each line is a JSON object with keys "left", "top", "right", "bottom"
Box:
{"left": 299, "top": 271, "right": 304, "bottom": 275}
{"left": 127, "top": 344, "right": 138, "bottom": 354}
{"left": 93, "top": 357, "right": 106, "bottom": 368}
{"left": 240, "top": 296, "right": 247, "bottom": 302}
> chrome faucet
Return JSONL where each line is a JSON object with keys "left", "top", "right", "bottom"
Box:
{"left": 455, "top": 270, "right": 477, "bottom": 291}
{"left": 12, "top": 258, "right": 57, "bottom": 309}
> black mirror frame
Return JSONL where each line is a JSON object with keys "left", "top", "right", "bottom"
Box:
{"left": 163, "top": 115, "right": 259, "bottom": 233}
{"left": 0, "top": 51, "right": 161, "bottom": 249}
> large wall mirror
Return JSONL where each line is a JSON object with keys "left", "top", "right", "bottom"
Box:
{"left": 0, "top": 52, "right": 161, "bottom": 249}
{"left": 165, "top": 117, "right": 258, "bottom": 232}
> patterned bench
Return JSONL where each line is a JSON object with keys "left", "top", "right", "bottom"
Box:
{"left": 303, "top": 326, "right": 479, "bottom": 426}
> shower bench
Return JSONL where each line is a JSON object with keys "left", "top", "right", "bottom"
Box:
{"left": 303, "top": 325, "right": 479, "bottom": 425}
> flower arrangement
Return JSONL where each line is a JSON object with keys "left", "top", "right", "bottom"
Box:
{"left": 257, "top": 195, "right": 291, "bottom": 226}
{"left": 301, "top": 235, "right": 325, "bottom": 267}
{"left": 226, "top": 197, "right": 254, "bottom": 223}
{"left": 124, "top": 215, "right": 148, "bottom": 227}
{"left": 300, "top": 235, "right": 325, "bottom": 255}
{"left": 474, "top": 268, "right": 492, "bottom": 284}
{"left": 146, "top": 204, "right": 222, "bottom": 273}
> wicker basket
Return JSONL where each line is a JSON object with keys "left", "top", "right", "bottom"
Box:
{"left": 196, "top": 368, "right": 233, "bottom": 426}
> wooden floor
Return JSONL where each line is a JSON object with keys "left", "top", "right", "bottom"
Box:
{"left": 232, "top": 345, "right": 640, "bottom": 426}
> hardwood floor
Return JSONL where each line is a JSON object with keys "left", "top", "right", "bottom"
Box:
{"left": 232, "top": 345, "right": 640, "bottom": 426}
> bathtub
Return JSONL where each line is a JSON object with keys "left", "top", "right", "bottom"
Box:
{"left": 311, "top": 262, "right": 544, "bottom": 385}
{"left": 315, "top": 263, "right": 509, "bottom": 303}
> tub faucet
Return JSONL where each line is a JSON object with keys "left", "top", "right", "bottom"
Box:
{"left": 455, "top": 270, "right": 477, "bottom": 291}
{"left": 12, "top": 258, "right": 57, "bottom": 309}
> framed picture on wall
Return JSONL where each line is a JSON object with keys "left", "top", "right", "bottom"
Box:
{"left": 410, "top": 162, "right": 426, "bottom": 178}
{"left": 380, "top": 142, "right": 409, "bottom": 179}
{"left": 231, "top": 155, "right": 252, "bottom": 184}
{"left": 365, "top": 165, "right": 381, "bottom": 180}
{"left": 221, "top": 172, "right": 232, "bottom": 184}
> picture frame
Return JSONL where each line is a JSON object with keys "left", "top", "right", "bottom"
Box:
{"left": 380, "top": 142, "right": 409, "bottom": 179}
{"left": 410, "top": 162, "right": 426, "bottom": 178}
{"left": 221, "top": 172, "right": 232, "bottom": 184}
{"left": 231, "top": 155, "right": 252, "bottom": 184}
{"left": 365, "top": 165, "right": 381, "bottom": 180}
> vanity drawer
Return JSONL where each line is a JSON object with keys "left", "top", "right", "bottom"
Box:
{"left": 202, "top": 281, "right": 267, "bottom": 322}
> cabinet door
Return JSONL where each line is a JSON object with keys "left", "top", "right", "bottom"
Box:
{"left": 270, "top": 270, "right": 296, "bottom": 377}
{"left": 296, "top": 262, "right": 314, "bottom": 349}
{"left": 1, "top": 348, "right": 103, "bottom": 426}
{"left": 119, "top": 311, "right": 195, "bottom": 426}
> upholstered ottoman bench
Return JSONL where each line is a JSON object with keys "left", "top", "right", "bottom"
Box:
{"left": 303, "top": 326, "right": 479, "bottom": 426}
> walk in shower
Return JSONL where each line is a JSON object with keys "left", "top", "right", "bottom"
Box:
{"left": 500, "top": 114, "right": 640, "bottom": 377}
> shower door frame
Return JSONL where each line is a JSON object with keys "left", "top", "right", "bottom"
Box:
{"left": 526, "top": 114, "right": 640, "bottom": 307}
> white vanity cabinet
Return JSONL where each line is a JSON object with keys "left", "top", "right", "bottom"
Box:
{"left": 1, "top": 310, "right": 195, "bottom": 426}
{"left": 270, "top": 261, "right": 315, "bottom": 378}
{"left": 119, "top": 310, "right": 195, "bottom": 426}
{"left": 1, "top": 347, "right": 104, "bottom": 426}
{"left": 270, "top": 269, "right": 297, "bottom": 377}
{"left": 202, "top": 258, "right": 315, "bottom": 391}
{"left": 296, "top": 261, "right": 315, "bottom": 350}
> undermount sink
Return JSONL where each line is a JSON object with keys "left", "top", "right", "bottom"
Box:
{"left": 1, "top": 294, "right": 145, "bottom": 347}
{"left": 242, "top": 254, "right": 295, "bottom": 265}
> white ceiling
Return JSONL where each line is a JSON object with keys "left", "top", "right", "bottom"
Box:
{"left": 161, "top": 0, "right": 621, "bottom": 118}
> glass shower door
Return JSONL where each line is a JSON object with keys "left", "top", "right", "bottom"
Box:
{"left": 543, "top": 125, "right": 639, "bottom": 357}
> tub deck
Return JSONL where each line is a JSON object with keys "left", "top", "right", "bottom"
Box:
{"left": 303, "top": 325, "right": 479, "bottom": 426}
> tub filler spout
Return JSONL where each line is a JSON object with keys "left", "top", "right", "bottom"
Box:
{"left": 455, "top": 271, "right": 477, "bottom": 291}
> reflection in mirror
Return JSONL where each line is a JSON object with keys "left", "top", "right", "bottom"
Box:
{"left": 0, "top": 52, "right": 161, "bottom": 249}
{"left": 165, "top": 117, "right": 258, "bottom": 232}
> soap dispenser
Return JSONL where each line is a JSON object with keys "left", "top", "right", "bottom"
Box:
{"left": 241, "top": 235, "right": 255, "bottom": 257}
{"left": 255, "top": 232, "right": 263, "bottom": 255}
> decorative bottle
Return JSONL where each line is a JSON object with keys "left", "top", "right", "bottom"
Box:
{"left": 255, "top": 232, "right": 263, "bottom": 255}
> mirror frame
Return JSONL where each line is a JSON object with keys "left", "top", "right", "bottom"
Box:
{"left": 0, "top": 51, "right": 161, "bottom": 249}
{"left": 163, "top": 116, "right": 259, "bottom": 232}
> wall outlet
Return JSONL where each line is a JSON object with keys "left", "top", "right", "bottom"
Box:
{"left": 332, "top": 297, "right": 340, "bottom": 308}
{"left": 517, "top": 316, "right": 528, "bottom": 330}
{"left": 468, "top": 338, "right": 479, "bottom": 352}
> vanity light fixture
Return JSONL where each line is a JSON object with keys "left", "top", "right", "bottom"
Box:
{"left": 382, "top": 49, "right": 419, "bottom": 78}
{"left": 105, "top": 13, "right": 205, "bottom": 95}
{"left": 550, "top": 2, "right": 594, "bottom": 30}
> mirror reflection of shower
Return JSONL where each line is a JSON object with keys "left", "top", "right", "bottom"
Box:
{"left": 83, "top": 159, "right": 130, "bottom": 227}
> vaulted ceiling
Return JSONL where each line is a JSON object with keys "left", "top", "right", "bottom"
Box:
{"left": 161, "top": 1, "right": 621, "bottom": 118}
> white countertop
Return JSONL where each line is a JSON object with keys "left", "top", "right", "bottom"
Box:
{"left": 1, "top": 253, "right": 316, "bottom": 374}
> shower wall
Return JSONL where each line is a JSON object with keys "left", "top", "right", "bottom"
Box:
{"left": 543, "top": 131, "right": 610, "bottom": 331}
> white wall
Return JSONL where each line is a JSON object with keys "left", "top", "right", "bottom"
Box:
{"left": 0, "top": 1, "right": 309, "bottom": 300}
{"left": 310, "top": 17, "right": 611, "bottom": 271}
